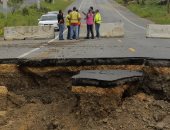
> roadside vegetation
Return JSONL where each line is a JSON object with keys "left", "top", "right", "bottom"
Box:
{"left": 0, "top": 0, "right": 74, "bottom": 36}
{"left": 116, "top": 0, "right": 170, "bottom": 24}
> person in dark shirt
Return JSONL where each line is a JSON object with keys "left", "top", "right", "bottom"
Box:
{"left": 57, "top": 10, "right": 65, "bottom": 40}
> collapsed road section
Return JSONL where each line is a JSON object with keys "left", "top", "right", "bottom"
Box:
{"left": 0, "top": 57, "right": 170, "bottom": 129}
{"left": 0, "top": 57, "right": 170, "bottom": 67}
{"left": 72, "top": 70, "right": 143, "bottom": 90}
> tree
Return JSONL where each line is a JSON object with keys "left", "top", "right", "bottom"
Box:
{"left": 123, "top": 0, "right": 128, "bottom": 5}
{"left": 141, "top": 0, "right": 145, "bottom": 5}
{"left": 168, "top": 0, "right": 170, "bottom": 13}
{"left": 8, "top": 0, "right": 23, "bottom": 13}
{"left": 136, "top": 0, "right": 145, "bottom": 5}
{"left": 136, "top": 0, "right": 140, "bottom": 4}
{"left": 45, "top": 0, "right": 52, "bottom": 3}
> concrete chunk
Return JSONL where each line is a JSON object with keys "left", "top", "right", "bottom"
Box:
{"left": 146, "top": 24, "right": 170, "bottom": 38}
{"left": 72, "top": 70, "right": 143, "bottom": 87}
{"left": 4, "top": 26, "right": 55, "bottom": 40}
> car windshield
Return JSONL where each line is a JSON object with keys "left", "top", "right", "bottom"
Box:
{"left": 40, "top": 15, "right": 57, "bottom": 21}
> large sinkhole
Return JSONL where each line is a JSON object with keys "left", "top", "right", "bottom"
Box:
{"left": 0, "top": 64, "right": 170, "bottom": 130}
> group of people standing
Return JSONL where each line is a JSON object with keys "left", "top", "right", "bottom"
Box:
{"left": 57, "top": 6, "right": 102, "bottom": 40}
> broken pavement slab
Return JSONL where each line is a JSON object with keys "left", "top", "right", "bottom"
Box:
{"left": 72, "top": 70, "right": 143, "bottom": 88}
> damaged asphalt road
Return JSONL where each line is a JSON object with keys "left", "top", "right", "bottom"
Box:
{"left": 0, "top": 57, "right": 170, "bottom": 67}
{"left": 0, "top": 0, "right": 170, "bottom": 130}
{"left": 72, "top": 70, "right": 143, "bottom": 88}
{"left": 0, "top": 0, "right": 170, "bottom": 61}
{"left": 0, "top": 64, "right": 170, "bottom": 130}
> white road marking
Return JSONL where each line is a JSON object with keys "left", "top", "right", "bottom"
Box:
{"left": 17, "top": 48, "right": 40, "bottom": 58}
{"left": 17, "top": 0, "right": 85, "bottom": 58}
{"left": 78, "top": 0, "right": 85, "bottom": 10}
{"left": 113, "top": 7, "right": 146, "bottom": 30}
{"left": 48, "top": 29, "right": 68, "bottom": 43}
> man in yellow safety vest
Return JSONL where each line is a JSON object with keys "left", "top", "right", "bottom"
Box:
{"left": 94, "top": 9, "right": 102, "bottom": 38}
{"left": 69, "top": 7, "right": 81, "bottom": 40}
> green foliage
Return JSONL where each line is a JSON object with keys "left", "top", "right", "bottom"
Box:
{"left": 116, "top": 0, "right": 124, "bottom": 4}
{"left": 39, "top": 7, "right": 51, "bottom": 13}
{"left": 22, "top": 7, "right": 29, "bottom": 16}
{"left": 8, "top": 0, "right": 23, "bottom": 6}
{"left": 41, "top": 0, "right": 72, "bottom": 11}
{"left": 116, "top": 0, "right": 170, "bottom": 24}
{"left": 8, "top": 0, "right": 23, "bottom": 13}
{"left": 0, "top": 0, "right": 74, "bottom": 36}
{"left": 45, "top": 0, "right": 53, "bottom": 3}
{"left": 0, "top": 13, "right": 5, "bottom": 19}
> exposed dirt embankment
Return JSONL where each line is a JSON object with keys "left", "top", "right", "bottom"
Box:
{"left": 0, "top": 64, "right": 169, "bottom": 130}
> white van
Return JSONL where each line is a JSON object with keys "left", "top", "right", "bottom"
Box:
{"left": 38, "top": 13, "right": 59, "bottom": 31}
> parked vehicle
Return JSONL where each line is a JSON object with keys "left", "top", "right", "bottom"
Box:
{"left": 38, "top": 13, "right": 59, "bottom": 31}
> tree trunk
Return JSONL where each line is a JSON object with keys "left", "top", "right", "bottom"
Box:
{"left": 123, "top": 0, "right": 128, "bottom": 5}
{"left": 141, "top": 0, "right": 145, "bottom": 5}
{"left": 168, "top": 0, "right": 170, "bottom": 13}
{"left": 136, "top": 0, "right": 140, "bottom": 4}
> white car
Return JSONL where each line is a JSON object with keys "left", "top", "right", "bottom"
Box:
{"left": 38, "top": 13, "right": 59, "bottom": 31}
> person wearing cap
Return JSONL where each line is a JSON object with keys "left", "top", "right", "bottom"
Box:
{"left": 66, "top": 9, "right": 72, "bottom": 40}
{"left": 69, "top": 7, "right": 81, "bottom": 40}
{"left": 94, "top": 9, "right": 102, "bottom": 38}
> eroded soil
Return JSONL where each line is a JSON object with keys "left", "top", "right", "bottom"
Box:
{"left": 0, "top": 65, "right": 169, "bottom": 130}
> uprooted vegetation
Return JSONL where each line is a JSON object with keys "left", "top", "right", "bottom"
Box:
{"left": 0, "top": 64, "right": 170, "bottom": 130}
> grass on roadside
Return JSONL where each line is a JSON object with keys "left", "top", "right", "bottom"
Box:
{"left": 115, "top": 0, "right": 170, "bottom": 24}
{"left": 0, "top": 0, "right": 74, "bottom": 36}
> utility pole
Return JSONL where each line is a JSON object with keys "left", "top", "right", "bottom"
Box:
{"left": 168, "top": 0, "right": 170, "bottom": 13}
{"left": 37, "top": 0, "right": 40, "bottom": 10}
{"left": 2, "top": 0, "right": 8, "bottom": 18}
{"left": 53, "top": 0, "right": 55, "bottom": 4}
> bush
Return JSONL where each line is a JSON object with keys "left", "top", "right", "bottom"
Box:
{"left": 39, "top": 7, "right": 50, "bottom": 13}
{"left": 0, "top": 13, "right": 5, "bottom": 19}
{"left": 22, "top": 8, "right": 29, "bottom": 16}
{"left": 45, "top": 0, "right": 53, "bottom": 3}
